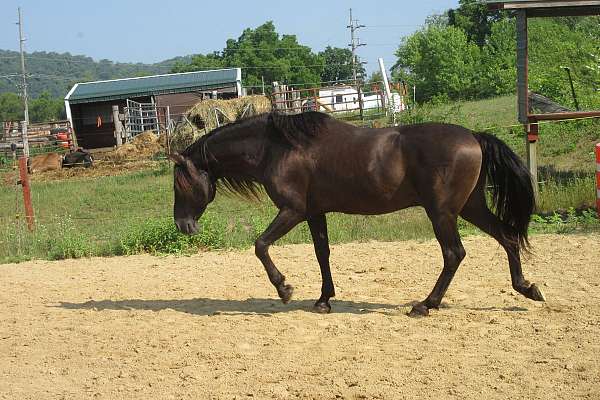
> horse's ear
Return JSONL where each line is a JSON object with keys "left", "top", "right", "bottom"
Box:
{"left": 168, "top": 153, "right": 186, "bottom": 166}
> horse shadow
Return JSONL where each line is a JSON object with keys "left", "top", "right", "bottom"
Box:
{"left": 56, "top": 297, "right": 407, "bottom": 317}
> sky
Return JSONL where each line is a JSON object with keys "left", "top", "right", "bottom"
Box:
{"left": 1, "top": 0, "right": 459, "bottom": 73}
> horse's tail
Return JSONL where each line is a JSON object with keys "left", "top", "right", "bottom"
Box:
{"left": 474, "top": 132, "right": 535, "bottom": 252}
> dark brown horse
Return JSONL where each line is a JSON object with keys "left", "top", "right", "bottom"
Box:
{"left": 169, "top": 112, "right": 545, "bottom": 316}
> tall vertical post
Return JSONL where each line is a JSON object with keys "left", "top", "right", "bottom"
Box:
{"left": 112, "top": 105, "right": 123, "bottom": 147}
{"left": 596, "top": 142, "right": 600, "bottom": 217}
{"left": 165, "top": 105, "right": 172, "bottom": 155}
{"left": 18, "top": 157, "right": 34, "bottom": 232}
{"left": 17, "top": 8, "right": 30, "bottom": 158}
{"left": 516, "top": 10, "right": 529, "bottom": 125}
{"left": 378, "top": 58, "right": 397, "bottom": 125}
{"left": 516, "top": 9, "right": 538, "bottom": 197}
{"left": 348, "top": 8, "right": 365, "bottom": 120}
{"left": 526, "top": 123, "right": 539, "bottom": 199}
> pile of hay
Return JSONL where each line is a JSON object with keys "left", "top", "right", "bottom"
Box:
{"left": 108, "top": 131, "right": 164, "bottom": 162}
{"left": 170, "top": 95, "right": 271, "bottom": 152}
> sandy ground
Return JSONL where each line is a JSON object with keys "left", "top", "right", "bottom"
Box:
{"left": 1, "top": 234, "right": 599, "bottom": 400}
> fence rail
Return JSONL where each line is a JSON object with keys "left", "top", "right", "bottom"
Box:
{"left": 0, "top": 120, "right": 74, "bottom": 158}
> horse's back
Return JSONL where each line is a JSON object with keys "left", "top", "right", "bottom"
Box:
{"left": 303, "top": 121, "right": 483, "bottom": 214}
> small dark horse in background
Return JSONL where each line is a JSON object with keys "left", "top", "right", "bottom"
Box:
{"left": 169, "top": 112, "right": 545, "bottom": 316}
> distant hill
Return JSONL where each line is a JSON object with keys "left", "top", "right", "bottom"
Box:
{"left": 0, "top": 50, "right": 193, "bottom": 99}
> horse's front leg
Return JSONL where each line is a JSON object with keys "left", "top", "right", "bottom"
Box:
{"left": 255, "top": 208, "right": 303, "bottom": 304}
{"left": 307, "top": 214, "right": 335, "bottom": 313}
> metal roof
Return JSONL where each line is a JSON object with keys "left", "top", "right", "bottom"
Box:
{"left": 65, "top": 68, "right": 241, "bottom": 104}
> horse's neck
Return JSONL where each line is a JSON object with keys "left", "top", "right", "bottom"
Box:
{"left": 205, "top": 133, "right": 265, "bottom": 180}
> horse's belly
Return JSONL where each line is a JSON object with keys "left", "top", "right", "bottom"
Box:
{"left": 308, "top": 179, "right": 418, "bottom": 215}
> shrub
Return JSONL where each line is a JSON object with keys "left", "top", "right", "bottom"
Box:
{"left": 119, "top": 212, "right": 226, "bottom": 255}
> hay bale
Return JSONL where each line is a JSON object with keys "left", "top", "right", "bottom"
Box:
{"left": 170, "top": 95, "right": 271, "bottom": 153}
{"left": 108, "top": 131, "right": 164, "bottom": 162}
{"left": 187, "top": 95, "right": 271, "bottom": 132}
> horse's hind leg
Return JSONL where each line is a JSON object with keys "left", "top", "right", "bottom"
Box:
{"left": 409, "top": 210, "right": 466, "bottom": 317}
{"left": 308, "top": 214, "right": 335, "bottom": 313}
{"left": 459, "top": 187, "right": 545, "bottom": 302}
{"left": 255, "top": 208, "right": 304, "bottom": 303}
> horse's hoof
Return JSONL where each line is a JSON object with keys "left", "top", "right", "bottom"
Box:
{"left": 313, "top": 301, "right": 331, "bottom": 314}
{"left": 408, "top": 303, "right": 429, "bottom": 317}
{"left": 278, "top": 284, "right": 294, "bottom": 304}
{"left": 527, "top": 284, "right": 546, "bottom": 302}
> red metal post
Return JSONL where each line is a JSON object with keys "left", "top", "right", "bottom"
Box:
{"left": 18, "top": 157, "right": 35, "bottom": 232}
{"left": 596, "top": 143, "right": 600, "bottom": 217}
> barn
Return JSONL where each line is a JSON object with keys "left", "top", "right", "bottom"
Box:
{"left": 64, "top": 68, "right": 242, "bottom": 150}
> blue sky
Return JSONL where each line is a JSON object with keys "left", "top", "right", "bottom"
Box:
{"left": 1, "top": 0, "right": 459, "bottom": 73}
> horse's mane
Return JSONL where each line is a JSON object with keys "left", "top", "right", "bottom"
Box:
{"left": 268, "top": 111, "right": 331, "bottom": 147}
{"left": 178, "top": 111, "right": 332, "bottom": 200}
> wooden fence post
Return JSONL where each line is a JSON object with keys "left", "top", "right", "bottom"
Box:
{"left": 596, "top": 142, "right": 600, "bottom": 217}
{"left": 113, "top": 105, "right": 123, "bottom": 147}
{"left": 21, "top": 120, "right": 30, "bottom": 158}
{"left": 18, "top": 157, "right": 34, "bottom": 232}
{"left": 526, "top": 123, "right": 539, "bottom": 200}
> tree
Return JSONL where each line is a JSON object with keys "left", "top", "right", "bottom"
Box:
{"left": 394, "top": 24, "right": 481, "bottom": 101}
{"left": 0, "top": 92, "right": 23, "bottom": 122}
{"left": 478, "top": 18, "right": 516, "bottom": 98}
{"left": 447, "top": 0, "right": 507, "bottom": 47}
{"left": 171, "top": 52, "right": 224, "bottom": 73}
{"left": 29, "top": 91, "right": 65, "bottom": 123}
{"left": 172, "top": 21, "right": 324, "bottom": 88}
{"left": 318, "top": 46, "right": 361, "bottom": 83}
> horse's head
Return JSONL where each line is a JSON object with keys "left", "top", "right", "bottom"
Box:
{"left": 169, "top": 153, "right": 215, "bottom": 235}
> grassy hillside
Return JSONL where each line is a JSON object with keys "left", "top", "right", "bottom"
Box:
{"left": 0, "top": 49, "right": 192, "bottom": 98}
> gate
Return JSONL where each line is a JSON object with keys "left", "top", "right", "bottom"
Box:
{"left": 123, "top": 99, "right": 160, "bottom": 139}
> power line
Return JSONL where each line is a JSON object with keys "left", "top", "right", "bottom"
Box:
{"left": 17, "top": 7, "right": 30, "bottom": 158}
{"left": 365, "top": 24, "right": 420, "bottom": 28}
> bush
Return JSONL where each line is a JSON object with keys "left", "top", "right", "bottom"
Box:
{"left": 119, "top": 213, "right": 226, "bottom": 255}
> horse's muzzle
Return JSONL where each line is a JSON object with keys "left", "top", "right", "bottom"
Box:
{"left": 175, "top": 219, "right": 199, "bottom": 235}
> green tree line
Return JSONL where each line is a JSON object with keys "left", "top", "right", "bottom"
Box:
{"left": 172, "top": 21, "right": 361, "bottom": 89}
{"left": 393, "top": 0, "right": 600, "bottom": 108}
{"left": 0, "top": 91, "right": 65, "bottom": 123}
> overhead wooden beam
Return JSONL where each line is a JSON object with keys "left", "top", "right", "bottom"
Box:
{"left": 527, "top": 6, "right": 600, "bottom": 16}
{"left": 528, "top": 111, "right": 600, "bottom": 121}
{"left": 489, "top": 1, "right": 600, "bottom": 9}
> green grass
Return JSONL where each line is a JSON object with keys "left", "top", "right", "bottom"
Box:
{"left": 1, "top": 95, "right": 599, "bottom": 263}
{"left": 400, "top": 95, "right": 600, "bottom": 173}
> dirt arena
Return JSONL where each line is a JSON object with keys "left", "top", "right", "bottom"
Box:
{"left": 1, "top": 234, "right": 599, "bottom": 399}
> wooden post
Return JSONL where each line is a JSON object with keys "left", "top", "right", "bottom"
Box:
{"left": 516, "top": 10, "right": 529, "bottom": 124}
{"left": 21, "top": 120, "right": 30, "bottom": 158}
{"left": 166, "top": 105, "right": 171, "bottom": 156}
{"left": 291, "top": 90, "right": 301, "bottom": 114}
{"left": 18, "top": 157, "right": 34, "bottom": 232}
{"left": 112, "top": 105, "right": 123, "bottom": 147}
{"left": 272, "top": 82, "right": 281, "bottom": 111}
{"left": 526, "top": 123, "right": 539, "bottom": 199}
{"left": 596, "top": 142, "right": 600, "bottom": 217}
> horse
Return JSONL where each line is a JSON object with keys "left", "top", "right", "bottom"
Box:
{"left": 169, "top": 111, "right": 545, "bottom": 316}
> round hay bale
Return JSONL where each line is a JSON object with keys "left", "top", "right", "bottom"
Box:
{"left": 170, "top": 95, "right": 272, "bottom": 152}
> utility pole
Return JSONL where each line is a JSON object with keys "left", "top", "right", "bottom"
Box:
{"left": 17, "top": 7, "right": 30, "bottom": 158}
{"left": 347, "top": 8, "right": 366, "bottom": 120}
